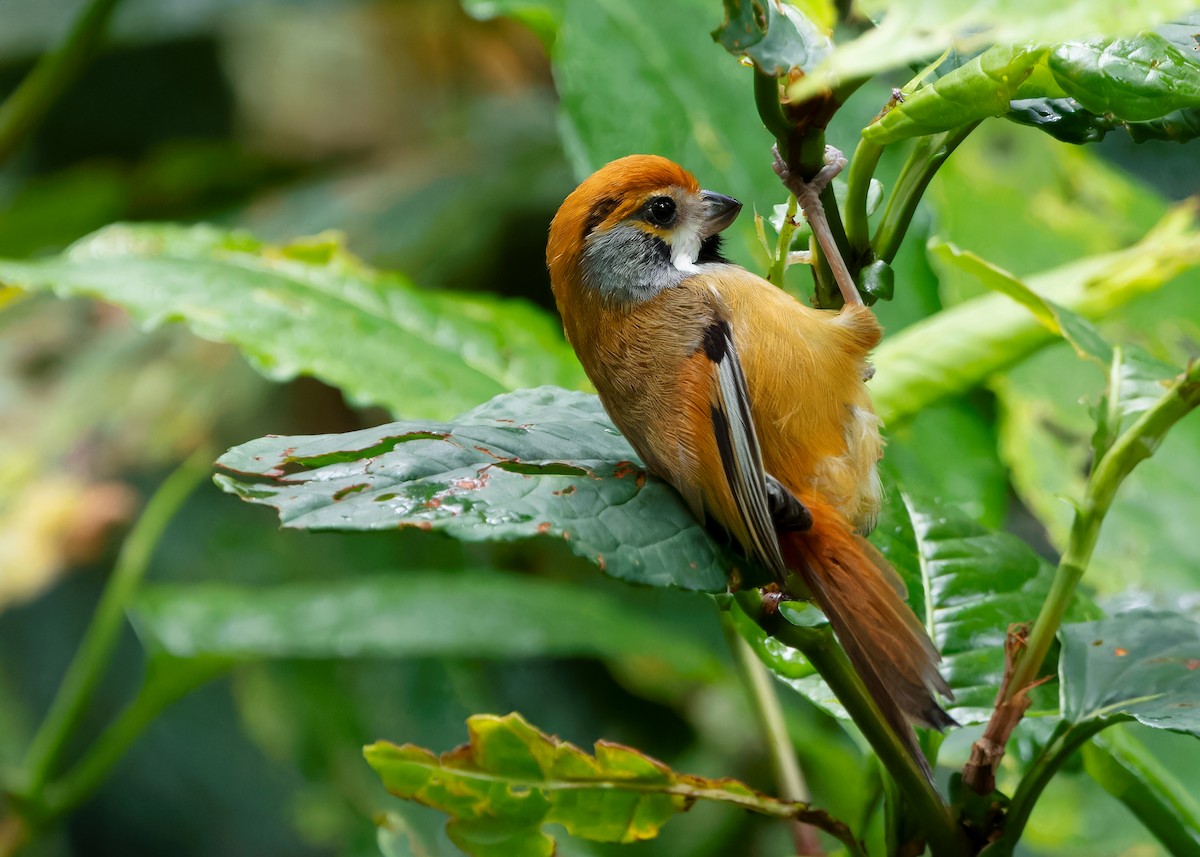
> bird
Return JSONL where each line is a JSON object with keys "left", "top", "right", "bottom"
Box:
{"left": 546, "top": 154, "right": 954, "bottom": 773}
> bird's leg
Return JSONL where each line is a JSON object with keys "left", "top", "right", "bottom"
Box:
{"left": 772, "top": 144, "right": 863, "bottom": 308}
{"left": 766, "top": 475, "right": 812, "bottom": 531}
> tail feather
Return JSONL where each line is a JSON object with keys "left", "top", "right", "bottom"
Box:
{"left": 780, "top": 500, "right": 955, "bottom": 778}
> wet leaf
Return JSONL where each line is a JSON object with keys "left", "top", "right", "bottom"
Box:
{"left": 365, "top": 711, "right": 862, "bottom": 857}
{"left": 0, "top": 224, "right": 585, "bottom": 420}
{"left": 865, "top": 19, "right": 1200, "bottom": 144}
{"left": 215, "top": 387, "right": 735, "bottom": 591}
{"left": 712, "top": 0, "right": 833, "bottom": 78}
{"left": 130, "top": 573, "right": 724, "bottom": 678}
{"left": 1060, "top": 610, "right": 1200, "bottom": 736}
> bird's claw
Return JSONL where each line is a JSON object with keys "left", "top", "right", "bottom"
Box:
{"left": 771, "top": 144, "right": 847, "bottom": 203}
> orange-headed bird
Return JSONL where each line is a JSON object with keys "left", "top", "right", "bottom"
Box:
{"left": 547, "top": 155, "right": 954, "bottom": 771}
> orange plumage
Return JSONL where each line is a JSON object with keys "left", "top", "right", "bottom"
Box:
{"left": 547, "top": 155, "right": 953, "bottom": 770}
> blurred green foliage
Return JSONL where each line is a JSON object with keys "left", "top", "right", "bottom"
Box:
{"left": 1, "top": 1, "right": 1200, "bottom": 856}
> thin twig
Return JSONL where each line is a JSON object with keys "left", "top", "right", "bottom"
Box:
{"left": 720, "top": 609, "right": 823, "bottom": 855}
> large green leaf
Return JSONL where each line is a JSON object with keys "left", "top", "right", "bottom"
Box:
{"left": 871, "top": 202, "right": 1200, "bottom": 425}
{"left": 1082, "top": 726, "right": 1200, "bottom": 856}
{"left": 0, "top": 224, "right": 586, "bottom": 420}
{"left": 865, "top": 27, "right": 1200, "bottom": 144}
{"left": 1060, "top": 610, "right": 1200, "bottom": 736}
{"left": 786, "top": 0, "right": 1195, "bottom": 104}
{"left": 880, "top": 493, "right": 1097, "bottom": 723}
{"left": 215, "top": 386, "right": 733, "bottom": 591}
{"left": 130, "top": 573, "right": 723, "bottom": 678}
{"left": 365, "top": 711, "right": 862, "bottom": 857}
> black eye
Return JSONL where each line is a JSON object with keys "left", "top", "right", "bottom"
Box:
{"left": 645, "top": 196, "right": 676, "bottom": 227}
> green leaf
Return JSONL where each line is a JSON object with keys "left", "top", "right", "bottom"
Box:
{"left": 789, "top": 0, "right": 1196, "bottom": 104}
{"left": 881, "top": 493, "right": 1098, "bottom": 723}
{"left": 1060, "top": 610, "right": 1200, "bottom": 735}
{"left": 130, "top": 574, "right": 723, "bottom": 678}
{"left": 0, "top": 224, "right": 586, "bottom": 420}
{"left": 712, "top": 0, "right": 833, "bottom": 77}
{"left": 928, "top": 239, "right": 1113, "bottom": 367}
{"left": 871, "top": 202, "right": 1200, "bottom": 425}
{"left": 1127, "top": 106, "right": 1200, "bottom": 142}
{"left": 1005, "top": 97, "right": 1117, "bottom": 144}
{"left": 882, "top": 401, "right": 1008, "bottom": 529}
{"left": 365, "top": 712, "right": 863, "bottom": 857}
{"left": 865, "top": 20, "right": 1200, "bottom": 144}
{"left": 215, "top": 386, "right": 734, "bottom": 591}
{"left": 376, "top": 810, "right": 447, "bottom": 857}
{"left": 1082, "top": 726, "right": 1200, "bottom": 856}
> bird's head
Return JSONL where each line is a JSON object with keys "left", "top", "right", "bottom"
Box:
{"left": 547, "top": 155, "right": 742, "bottom": 307}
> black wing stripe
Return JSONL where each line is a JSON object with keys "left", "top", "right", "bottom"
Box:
{"left": 703, "top": 319, "right": 787, "bottom": 581}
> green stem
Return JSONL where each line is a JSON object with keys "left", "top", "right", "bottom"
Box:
{"left": 38, "top": 659, "right": 229, "bottom": 823}
{"left": 0, "top": 0, "right": 124, "bottom": 167}
{"left": 767, "top": 193, "right": 801, "bottom": 288}
{"left": 720, "top": 609, "right": 822, "bottom": 855}
{"left": 1007, "top": 359, "right": 1200, "bottom": 698}
{"left": 20, "top": 448, "right": 211, "bottom": 798}
{"left": 872, "top": 123, "right": 979, "bottom": 264}
{"left": 844, "top": 137, "right": 885, "bottom": 259}
{"left": 755, "top": 70, "right": 792, "bottom": 147}
{"left": 735, "top": 594, "right": 964, "bottom": 857}
{"left": 984, "top": 719, "right": 1110, "bottom": 855}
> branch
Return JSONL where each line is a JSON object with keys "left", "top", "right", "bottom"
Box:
{"left": 720, "top": 608, "right": 823, "bottom": 855}
{"left": 734, "top": 593, "right": 965, "bottom": 857}
{"left": 964, "top": 359, "right": 1200, "bottom": 795}
{"left": 19, "top": 448, "right": 211, "bottom": 800}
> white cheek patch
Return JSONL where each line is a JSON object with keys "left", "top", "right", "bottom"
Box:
{"left": 671, "top": 223, "right": 702, "bottom": 272}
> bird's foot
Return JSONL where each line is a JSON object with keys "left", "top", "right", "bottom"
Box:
{"left": 771, "top": 143, "right": 863, "bottom": 307}
{"left": 771, "top": 144, "right": 847, "bottom": 207}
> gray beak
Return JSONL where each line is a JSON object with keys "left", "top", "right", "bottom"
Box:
{"left": 699, "top": 190, "right": 742, "bottom": 237}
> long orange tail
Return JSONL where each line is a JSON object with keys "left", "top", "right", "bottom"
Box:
{"left": 780, "top": 499, "right": 955, "bottom": 775}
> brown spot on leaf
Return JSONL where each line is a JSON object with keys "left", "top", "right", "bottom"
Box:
{"left": 417, "top": 521, "right": 433, "bottom": 531}
{"left": 597, "top": 555, "right": 606, "bottom": 571}
{"left": 1114, "top": 647, "right": 1129, "bottom": 657}
{"left": 1091, "top": 639, "right": 1104, "bottom": 646}
{"left": 1186, "top": 659, "right": 1200, "bottom": 670}
{"left": 537, "top": 522, "right": 552, "bottom": 534}
{"left": 332, "top": 483, "right": 369, "bottom": 501}
{"left": 426, "top": 497, "right": 443, "bottom": 509}
{"left": 553, "top": 485, "right": 577, "bottom": 496}
{"left": 613, "top": 461, "right": 644, "bottom": 480}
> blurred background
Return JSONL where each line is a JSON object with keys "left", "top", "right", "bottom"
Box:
{"left": 1, "top": 1, "right": 1198, "bottom": 856}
